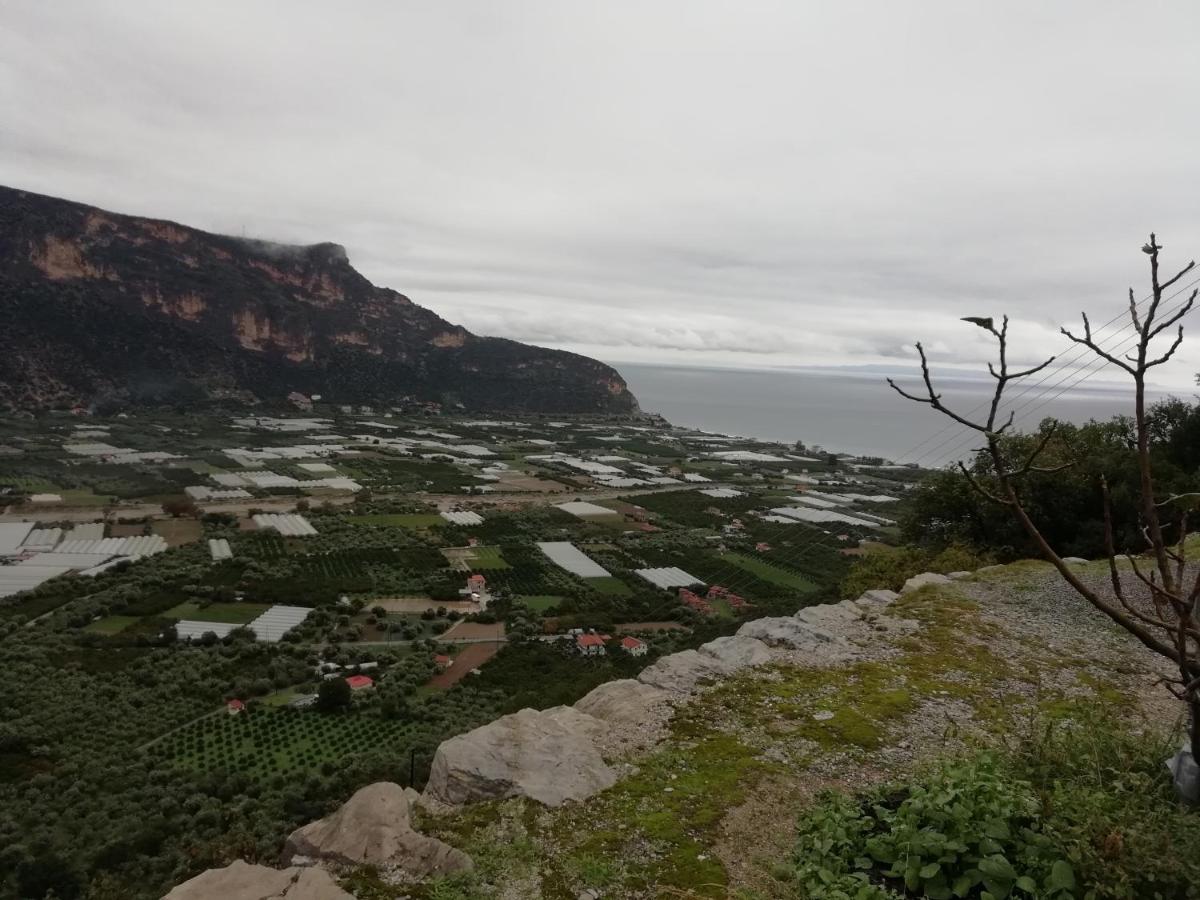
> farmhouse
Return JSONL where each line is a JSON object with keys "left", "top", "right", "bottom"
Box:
{"left": 575, "top": 633, "right": 607, "bottom": 656}
{"left": 226, "top": 699, "right": 246, "bottom": 715}
{"left": 345, "top": 674, "right": 374, "bottom": 690}
{"left": 619, "top": 636, "right": 647, "bottom": 657}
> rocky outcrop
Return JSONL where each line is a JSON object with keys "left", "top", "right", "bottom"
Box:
{"left": 423, "top": 706, "right": 617, "bottom": 808}
{"left": 574, "top": 679, "right": 673, "bottom": 729}
{"left": 698, "top": 634, "right": 774, "bottom": 669}
{"left": 421, "top": 588, "right": 915, "bottom": 811}
{"left": 0, "top": 185, "right": 639, "bottom": 414}
{"left": 281, "top": 782, "right": 472, "bottom": 880}
{"left": 161, "top": 860, "right": 354, "bottom": 900}
{"left": 637, "top": 649, "right": 731, "bottom": 694}
{"left": 901, "top": 572, "right": 952, "bottom": 593}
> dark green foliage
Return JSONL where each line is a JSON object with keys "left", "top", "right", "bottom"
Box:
{"left": 840, "top": 544, "right": 988, "bottom": 599}
{"left": 787, "top": 711, "right": 1200, "bottom": 899}
{"left": 902, "top": 411, "right": 1200, "bottom": 560}
{"left": 315, "top": 678, "right": 352, "bottom": 712}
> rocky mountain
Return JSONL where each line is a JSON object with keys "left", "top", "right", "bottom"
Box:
{"left": 0, "top": 186, "right": 638, "bottom": 414}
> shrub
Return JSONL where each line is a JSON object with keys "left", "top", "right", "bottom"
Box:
{"left": 787, "top": 710, "right": 1200, "bottom": 899}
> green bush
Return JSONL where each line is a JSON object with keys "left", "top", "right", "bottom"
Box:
{"left": 787, "top": 710, "right": 1200, "bottom": 899}
{"left": 791, "top": 756, "right": 1073, "bottom": 899}
{"left": 839, "top": 543, "right": 989, "bottom": 599}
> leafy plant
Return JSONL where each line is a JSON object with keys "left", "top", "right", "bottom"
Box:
{"left": 791, "top": 756, "right": 1075, "bottom": 899}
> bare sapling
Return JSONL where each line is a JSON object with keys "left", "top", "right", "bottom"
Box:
{"left": 889, "top": 235, "right": 1200, "bottom": 798}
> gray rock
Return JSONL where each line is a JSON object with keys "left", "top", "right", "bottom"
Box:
{"left": 281, "top": 782, "right": 471, "bottom": 879}
{"left": 637, "top": 649, "right": 728, "bottom": 693}
{"left": 736, "top": 616, "right": 843, "bottom": 651}
{"left": 162, "top": 860, "right": 354, "bottom": 900}
{"left": 575, "top": 678, "right": 672, "bottom": 727}
{"left": 855, "top": 588, "right": 900, "bottom": 607}
{"left": 1168, "top": 742, "right": 1200, "bottom": 805}
{"left": 900, "top": 572, "right": 952, "bottom": 593}
{"left": 423, "top": 706, "right": 616, "bottom": 807}
{"left": 946, "top": 571, "right": 972, "bottom": 580}
{"left": 698, "top": 634, "right": 774, "bottom": 670}
{"left": 1062, "top": 556, "right": 1088, "bottom": 565}
{"left": 796, "top": 600, "right": 862, "bottom": 629}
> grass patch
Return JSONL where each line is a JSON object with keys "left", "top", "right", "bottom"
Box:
{"left": 583, "top": 576, "right": 632, "bottom": 597}
{"left": 82, "top": 615, "right": 140, "bottom": 635}
{"left": 517, "top": 595, "right": 564, "bottom": 612}
{"left": 464, "top": 546, "right": 511, "bottom": 570}
{"left": 722, "top": 550, "right": 818, "bottom": 591}
{"left": 163, "top": 601, "right": 272, "bottom": 623}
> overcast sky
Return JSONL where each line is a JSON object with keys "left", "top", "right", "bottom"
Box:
{"left": 3, "top": 1, "right": 1200, "bottom": 390}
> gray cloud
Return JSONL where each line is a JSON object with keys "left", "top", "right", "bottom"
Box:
{"left": 2, "top": 1, "right": 1199, "bottom": 388}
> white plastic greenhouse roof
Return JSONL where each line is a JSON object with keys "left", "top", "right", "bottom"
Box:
{"left": 252, "top": 514, "right": 318, "bottom": 536}
{"left": 440, "top": 511, "right": 484, "bottom": 526}
{"left": 634, "top": 566, "right": 703, "bottom": 589}
{"left": 536, "top": 542, "right": 610, "bottom": 578}
{"left": 555, "top": 501, "right": 617, "bottom": 518}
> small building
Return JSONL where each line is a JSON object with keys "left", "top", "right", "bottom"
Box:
{"left": 226, "top": 699, "right": 246, "bottom": 715}
{"left": 345, "top": 674, "right": 374, "bottom": 690}
{"left": 619, "top": 636, "right": 648, "bottom": 657}
{"left": 460, "top": 573, "right": 492, "bottom": 611}
{"left": 755, "top": 542, "right": 771, "bottom": 552}
{"left": 434, "top": 654, "right": 453, "bottom": 670}
{"left": 576, "top": 633, "right": 607, "bottom": 657}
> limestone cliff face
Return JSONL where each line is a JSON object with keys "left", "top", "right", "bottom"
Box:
{"left": 0, "top": 185, "right": 639, "bottom": 413}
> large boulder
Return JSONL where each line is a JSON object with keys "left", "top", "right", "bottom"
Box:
{"left": 575, "top": 679, "right": 672, "bottom": 728}
{"left": 423, "top": 706, "right": 617, "bottom": 807}
{"left": 736, "top": 616, "right": 843, "bottom": 651}
{"left": 900, "top": 572, "right": 951, "bottom": 593}
{"left": 851, "top": 589, "right": 899, "bottom": 610}
{"left": 637, "top": 649, "right": 728, "bottom": 694}
{"left": 698, "top": 635, "right": 774, "bottom": 670}
{"left": 796, "top": 600, "right": 863, "bottom": 629}
{"left": 281, "top": 782, "right": 471, "bottom": 879}
{"left": 162, "top": 860, "right": 353, "bottom": 900}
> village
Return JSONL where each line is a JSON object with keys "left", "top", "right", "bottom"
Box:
{"left": 0, "top": 403, "right": 917, "bottom": 806}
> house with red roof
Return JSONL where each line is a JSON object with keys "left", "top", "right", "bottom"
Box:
{"left": 619, "top": 636, "right": 647, "bottom": 657}
{"left": 226, "top": 699, "right": 246, "bottom": 715}
{"left": 433, "top": 654, "right": 453, "bottom": 670}
{"left": 575, "top": 633, "right": 607, "bottom": 657}
{"left": 345, "top": 674, "right": 374, "bottom": 690}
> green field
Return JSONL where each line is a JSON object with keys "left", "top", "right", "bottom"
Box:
{"left": 83, "top": 615, "right": 140, "bottom": 635}
{"left": 721, "top": 551, "right": 818, "bottom": 591}
{"left": 158, "top": 709, "right": 412, "bottom": 777}
{"left": 351, "top": 513, "right": 444, "bottom": 528}
{"left": 584, "top": 576, "right": 633, "bottom": 596}
{"left": 466, "top": 546, "right": 511, "bottom": 570}
{"left": 517, "top": 595, "right": 565, "bottom": 612}
{"left": 163, "top": 602, "right": 272, "bottom": 623}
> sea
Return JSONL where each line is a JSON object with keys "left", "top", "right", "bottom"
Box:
{"left": 615, "top": 362, "right": 1181, "bottom": 465}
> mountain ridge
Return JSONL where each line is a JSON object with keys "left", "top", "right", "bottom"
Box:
{"left": 0, "top": 185, "right": 638, "bottom": 414}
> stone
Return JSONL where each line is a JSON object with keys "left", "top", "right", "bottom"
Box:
{"left": 796, "top": 600, "right": 862, "bottom": 629}
{"left": 575, "top": 678, "right": 672, "bottom": 728}
{"left": 946, "top": 571, "right": 972, "bottom": 580}
{"left": 637, "top": 649, "right": 728, "bottom": 694}
{"left": 1062, "top": 556, "right": 1088, "bottom": 565}
{"left": 162, "top": 860, "right": 354, "bottom": 900}
{"left": 697, "top": 634, "right": 774, "bottom": 670}
{"left": 900, "top": 572, "right": 952, "bottom": 593}
{"left": 736, "top": 616, "right": 843, "bottom": 651}
{"left": 423, "top": 706, "right": 616, "bottom": 807}
{"left": 281, "top": 782, "right": 471, "bottom": 879}
{"left": 855, "top": 588, "right": 900, "bottom": 607}
{"left": 1168, "top": 742, "right": 1200, "bottom": 805}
